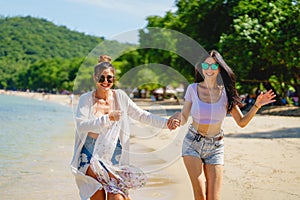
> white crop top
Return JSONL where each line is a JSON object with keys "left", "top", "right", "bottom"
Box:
{"left": 184, "top": 83, "right": 228, "bottom": 124}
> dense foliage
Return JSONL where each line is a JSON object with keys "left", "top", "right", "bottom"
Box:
{"left": 217, "top": 0, "right": 299, "bottom": 101}
{"left": 136, "top": 0, "right": 299, "bottom": 104}
{"left": 0, "top": 16, "right": 132, "bottom": 92}
{"left": 1, "top": 0, "right": 299, "bottom": 105}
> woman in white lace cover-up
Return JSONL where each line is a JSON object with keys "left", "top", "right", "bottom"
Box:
{"left": 70, "top": 55, "right": 180, "bottom": 200}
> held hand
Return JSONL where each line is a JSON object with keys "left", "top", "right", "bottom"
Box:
{"left": 255, "top": 89, "right": 276, "bottom": 108}
{"left": 167, "top": 112, "right": 182, "bottom": 130}
{"left": 109, "top": 110, "right": 122, "bottom": 121}
{"left": 167, "top": 118, "right": 181, "bottom": 130}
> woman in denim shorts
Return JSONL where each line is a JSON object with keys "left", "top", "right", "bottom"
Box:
{"left": 70, "top": 55, "right": 179, "bottom": 200}
{"left": 170, "top": 50, "right": 276, "bottom": 200}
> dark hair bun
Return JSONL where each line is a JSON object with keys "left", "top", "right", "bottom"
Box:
{"left": 98, "top": 55, "right": 112, "bottom": 63}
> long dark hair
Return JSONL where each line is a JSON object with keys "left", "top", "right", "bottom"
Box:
{"left": 195, "top": 50, "right": 241, "bottom": 112}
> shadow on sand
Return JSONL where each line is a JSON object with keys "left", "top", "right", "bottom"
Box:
{"left": 226, "top": 127, "right": 300, "bottom": 139}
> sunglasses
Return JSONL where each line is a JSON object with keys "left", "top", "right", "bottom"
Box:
{"left": 201, "top": 63, "right": 219, "bottom": 70}
{"left": 97, "top": 75, "right": 114, "bottom": 83}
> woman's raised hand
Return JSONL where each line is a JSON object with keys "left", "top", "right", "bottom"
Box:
{"left": 255, "top": 90, "right": 277, "bottom": 108}
{"left": 109, "top": 110, "right": 122, "bottom": 121}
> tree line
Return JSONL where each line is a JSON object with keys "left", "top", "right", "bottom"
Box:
{"left": 0, "top": 16, "right": 133, "bottom": 93}
{"left": 128, "top": 0, "right": 299, "bottom": 105}
{"left": 1, "top": 0, "right": 299, "bottom": 105}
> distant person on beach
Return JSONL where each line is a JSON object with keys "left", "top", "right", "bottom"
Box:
{"left": 169, "top": 50, "right": 276, "bottom": 200}
{"left": 70, "top": 55, "right": 179, "bottom": 200}
{"left": 69, "top": 93, "right": 74, "bottom": 105}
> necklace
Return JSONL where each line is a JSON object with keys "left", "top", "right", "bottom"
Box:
{"left": 93, "top": 91, "right": 112, "bottom": 115}
{"left": 93, "top": 91, "right": 111, "bottom": 105}
{"left": 198, "top": 83, "right": 221, "bottom": 90}
{"left": 197, "top": 83, "right": 223, "bottom": 103}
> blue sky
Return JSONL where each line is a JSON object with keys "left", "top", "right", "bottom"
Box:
{"left": 0, "top": 0, "right": 176, "bottom": 43}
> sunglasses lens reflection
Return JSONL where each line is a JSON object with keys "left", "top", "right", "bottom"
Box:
{"left": 201, "top": 63, "right": 219, "bottom": 70}
{"left": 201, "top": 63, "right": 209, "bottom": 70}
{"left": 98, "top": 75, "right": 114, "bottom": 83}
{"left": 211, "top": 64, "right": 219, "bottom": 70}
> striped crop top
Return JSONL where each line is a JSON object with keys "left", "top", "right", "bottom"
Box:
{"left": 184, "top": 83, "right": 228, "bottom": 124}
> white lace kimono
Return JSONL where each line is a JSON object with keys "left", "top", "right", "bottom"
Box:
{"left": 70, "top": 89, "right": 168, "bottom": 199}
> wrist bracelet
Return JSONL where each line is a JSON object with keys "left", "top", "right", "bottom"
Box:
{"left": 254, "top": 104, "right": 260, "bottom": 109}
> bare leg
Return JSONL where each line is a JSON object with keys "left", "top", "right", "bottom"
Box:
{"left": 183, "top": 156, "right": 206, "bottom": 200}
{"left": 204, "top": 164, "right": 223, "bottom": 200}
{"left": 107, "top": 193, "right": 131, "bottom": 200}
{"left": 86, "top": 166, "right": 106, "bottom": 200}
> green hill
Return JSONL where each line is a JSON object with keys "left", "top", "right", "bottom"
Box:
{"left": 0, "top": 16, "right": 132, "bottom": 91}
{"left": 0, "top": 16, "right": 104, "bottom": 61}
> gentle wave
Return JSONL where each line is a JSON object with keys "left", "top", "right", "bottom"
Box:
{"left": 0, "top": 94, "right": 74, "bottom": 185}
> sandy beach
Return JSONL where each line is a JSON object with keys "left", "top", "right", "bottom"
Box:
{"left": 129, "top": 115, "right": 300, "bottom": 200}
{"left": 1, "top": 90, "right": 300, "bottom": 200}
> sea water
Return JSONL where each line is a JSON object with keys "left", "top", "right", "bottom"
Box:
{"left": 0, "top": 94, "right": 74, "bottom": 191}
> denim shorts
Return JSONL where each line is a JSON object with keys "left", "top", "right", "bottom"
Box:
{"left": 182, "top": 125, "right": 224, "bottom": 165}
{"left": 78, "top": 135, "right": 122, "bottom": 173}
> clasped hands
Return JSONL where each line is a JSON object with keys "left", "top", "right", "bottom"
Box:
{"left": 167, "top": 112, "right": 181, "bottom": 130}
{"left": 108, "top": 109, "right": 181, "bottom": 130}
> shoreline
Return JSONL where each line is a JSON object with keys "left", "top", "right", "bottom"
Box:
{"left": 1, "top": 89, "right": 300, "bottom": 117}
{"left": 0, "top": 89, "right": 77, "bottom": 106}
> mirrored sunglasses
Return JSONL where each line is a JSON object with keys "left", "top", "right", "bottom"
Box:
{"left": 201, "top": 63, "right": 219, "bottom": 70}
